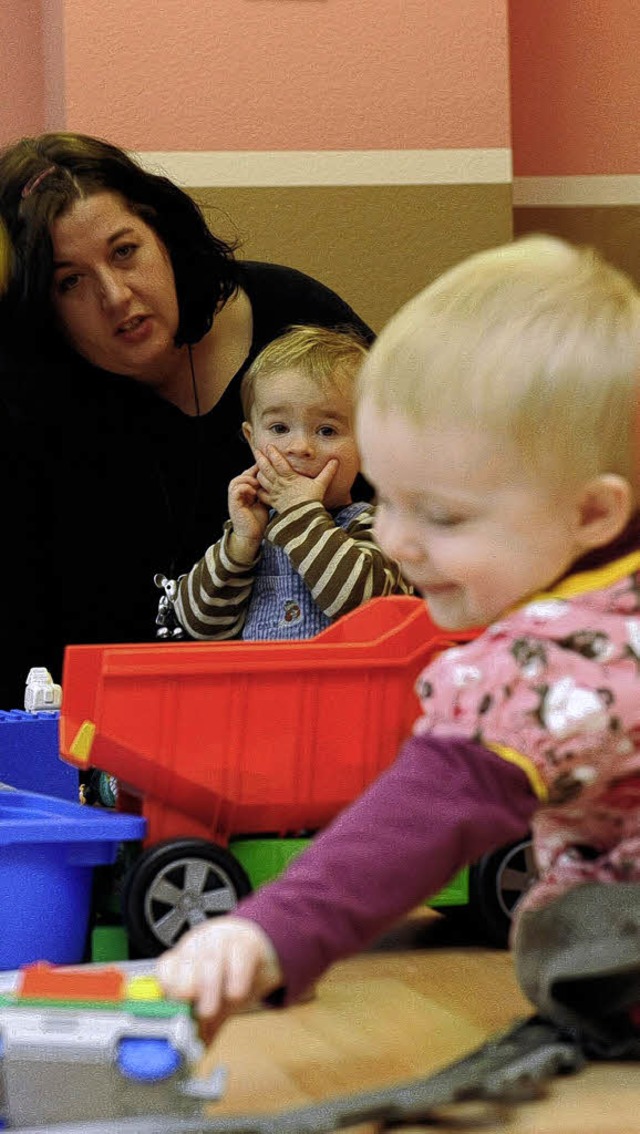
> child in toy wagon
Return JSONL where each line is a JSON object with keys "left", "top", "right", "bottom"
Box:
{"left": 168, "top": 324, "right": 411, "bottom": 641}
{"left": 158, "top": 236, "right": 640, "bottom": 1034}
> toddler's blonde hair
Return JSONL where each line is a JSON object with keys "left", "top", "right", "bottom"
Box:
{"left": 241, "top": 325, "right": 369, "bottom": 419}
{"left": 359, "top": 236, "right": 640, "bottom": 494}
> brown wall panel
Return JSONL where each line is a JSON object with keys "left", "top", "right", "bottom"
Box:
{"left": 193, "top": 184, "right": 512, "bottom": 333}
{"left": 514, "top": 206, "right": 640, "bottom": 289}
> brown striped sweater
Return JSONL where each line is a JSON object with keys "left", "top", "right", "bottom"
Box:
{"left": 174, "top": 500, "right": 412, "bottom": 640}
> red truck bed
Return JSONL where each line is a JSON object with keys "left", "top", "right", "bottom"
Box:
{"left": 60, "top": 596, "right": 465, "bottom": 845}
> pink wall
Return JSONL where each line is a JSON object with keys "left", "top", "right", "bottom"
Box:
{"left": 44, "top": 0, "right": 509, "bottom": 151}
{"left": 42, "top": 0, "right": 66, "bottom": 132}
{"left": 0, "top": 0, "right": 44, "bottom": 143}
{"left": 5, "top": 2, "right": 639, "bottom": 174}
{"left": 510, "top": 0, "right": 640, "bottom": 176}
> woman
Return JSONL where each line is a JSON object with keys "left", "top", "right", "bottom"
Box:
{"left": 0, "top": 134, "right": 372, "bottom": 707}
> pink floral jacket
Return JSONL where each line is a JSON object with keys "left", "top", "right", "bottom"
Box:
{"left": 414, "top": 550, "right": 640, "bottom": 915}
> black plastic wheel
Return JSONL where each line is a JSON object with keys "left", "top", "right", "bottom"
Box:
{"left": 467, "top": 836, "right": 537, "bottom": 947}
{"left": 122, "top": 838, "right": 252, "bottom": 957}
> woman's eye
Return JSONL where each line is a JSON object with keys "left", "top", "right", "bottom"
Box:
{"left": 113, "top": 243, "right": 137, "bottom": 261}
{"left": 56, "top": 273, "right": 81, "bottom": 295}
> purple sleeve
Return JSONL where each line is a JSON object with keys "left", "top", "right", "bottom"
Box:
{"left": 234, "top": 735, "right": 538, "bottom": 1003}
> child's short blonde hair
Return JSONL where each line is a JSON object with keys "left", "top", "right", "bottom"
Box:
{"left": 241, "top": 325, "right": 369, "bottom": 419}
{"left": 359, "top": 236, "right": 640, "bottom": 494}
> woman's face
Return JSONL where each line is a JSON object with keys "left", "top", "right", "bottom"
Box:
{"left": 50, "top": 191, "right": 181, "bottom": 382}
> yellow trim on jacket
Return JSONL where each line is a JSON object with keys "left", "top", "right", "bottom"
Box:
{"left": 485, "top": 743, "right": 549, "bottom": 802}
{"left": 535, "top": 550, "right": 640, "bottom": 603}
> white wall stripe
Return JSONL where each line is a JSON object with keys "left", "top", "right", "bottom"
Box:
{"left": 135, "top": 148, "right": 512, "bottom": 188}
{"left": 514, "top": 175, "right": 640, "bottom": 208}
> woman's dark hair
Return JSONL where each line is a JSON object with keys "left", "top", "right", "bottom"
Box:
{"left": 0, "top": 132, "right": 238, "bottom": 350}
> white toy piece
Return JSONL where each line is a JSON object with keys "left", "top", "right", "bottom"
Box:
{"left": 24, "top": 667, "right": 62, "bottom": 713}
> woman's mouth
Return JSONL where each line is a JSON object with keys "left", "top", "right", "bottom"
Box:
{"left": 116, "top": 315, "right": 151, "bottom": 342}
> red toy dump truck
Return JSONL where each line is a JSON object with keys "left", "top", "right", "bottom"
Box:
{"left": 60, "top": 596, "right": 534, "bottom": 956}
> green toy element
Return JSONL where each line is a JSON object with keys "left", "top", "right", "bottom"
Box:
{"left": 91, "top": 924, "right": 130, "bottom": 963}
{"left": 230, "top": 836, "right": 309, "bottom": 888}
{"left": 428, "top": 866, "right": 469, "bottom": 907}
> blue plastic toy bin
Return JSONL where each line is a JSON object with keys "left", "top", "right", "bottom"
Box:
{"left": 0, "top": 787, "right": 145, "bottom": 970}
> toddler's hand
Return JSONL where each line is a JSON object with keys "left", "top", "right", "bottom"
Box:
{"left": 255, "top": 447, "right": 337, "bottom": 513}
{"left": 156, "top": 916, "right": 284, "bottom": 1033}
{"left": 227, "top": 465, "right": 269, "bottom": 559}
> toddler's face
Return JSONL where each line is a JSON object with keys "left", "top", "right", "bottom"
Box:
{"left": 243, "top": 367, "right": 360, "bottom": 509}
{"left": 357, "top": 399, "right": 586, "bottom": 629}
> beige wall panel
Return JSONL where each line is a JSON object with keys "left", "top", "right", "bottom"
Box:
{"left": 514, "top": 206, "right": 640, "bottom": 290}
{"left": 193, "top": 185, "right": 512, "bottom": 333}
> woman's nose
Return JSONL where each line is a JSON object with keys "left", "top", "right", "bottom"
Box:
{"left": 97, "top": 269, "right": 131, "bottom": 309}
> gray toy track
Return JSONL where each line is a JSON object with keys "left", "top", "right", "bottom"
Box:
{"left": 11, "top": 1015, "right": 586, "bottom": 1133}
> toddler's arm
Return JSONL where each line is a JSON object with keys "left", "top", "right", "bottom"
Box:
{"left": 173, "top": 466, "right": 268, "bottom": 640}
{"left": 157, "top": 735, "right": 537, "bottom": 1021}
{"left": 267, "top": 500, "right": 411, "bottom": 618}
{"left": 174, "top": 525, "right": 258, "bottom": 640}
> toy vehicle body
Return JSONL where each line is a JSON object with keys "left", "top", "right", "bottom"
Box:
{"left": 59, "top": 597, "right": 534, "bottom": 955}
{"left": 0, "top": 963, "right": 223, "bottom": 1130}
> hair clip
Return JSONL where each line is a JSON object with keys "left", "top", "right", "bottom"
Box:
{"left": 21, "top": 165, "right": 57, "bottom": 199}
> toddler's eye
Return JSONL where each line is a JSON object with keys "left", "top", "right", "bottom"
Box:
{"left": 427, "top": 512, "right": 464, "bottom": 528}
{"left": 318, "top": 426, "right": 337, "bottom": 438}
{"left": 269, "top": 423, "right": 289, "bottom": 435}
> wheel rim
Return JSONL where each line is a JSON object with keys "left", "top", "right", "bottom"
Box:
{"left": 494, "top": 841, "right": 537, "bottom": 920}
{"left": 143, "top": 855, "right": 239, "bottom": 948}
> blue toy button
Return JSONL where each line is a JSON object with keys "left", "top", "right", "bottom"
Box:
{"left": 116, "top": 1036, "right": 181, "bottom": 1081}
